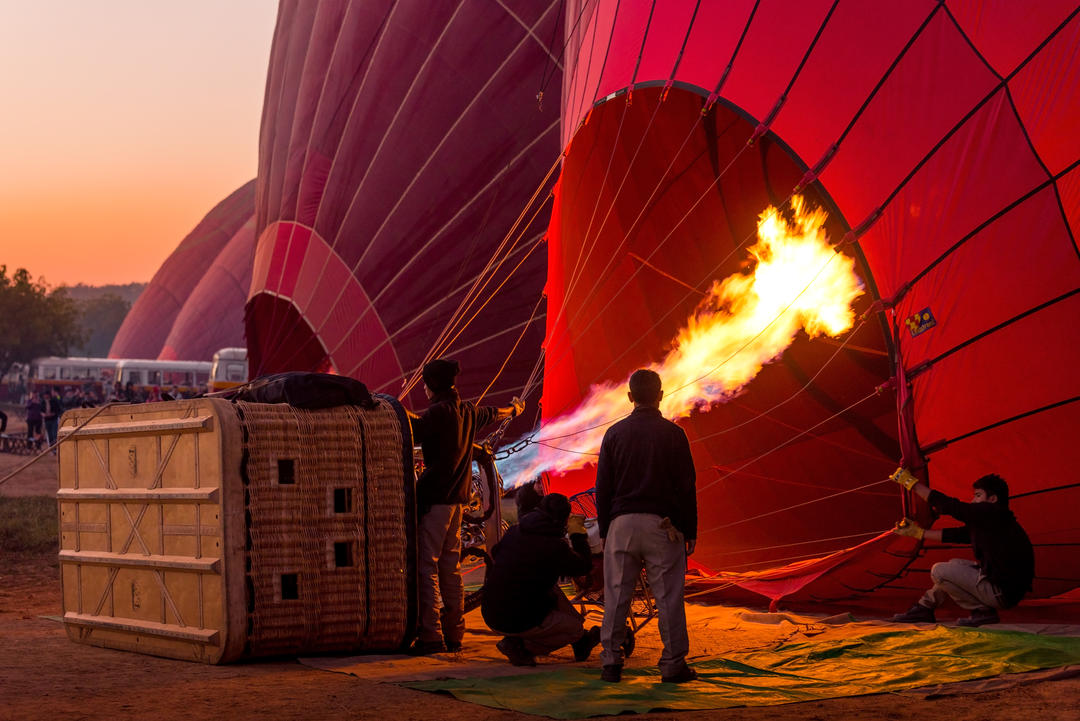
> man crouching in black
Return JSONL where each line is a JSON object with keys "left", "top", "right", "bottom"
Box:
{"left": 481, "top": 493, "right": 601, "bottom": 666}
{"left": 890, "top": 470, "right": 1034, "bottom": 626}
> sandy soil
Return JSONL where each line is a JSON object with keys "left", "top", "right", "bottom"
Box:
{"left": 0, "top": 551, "right": 1077, "bottom": 721}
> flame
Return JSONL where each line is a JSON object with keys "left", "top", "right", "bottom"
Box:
{"left": 504, "top": 196, "right": 864, "bottom": 484}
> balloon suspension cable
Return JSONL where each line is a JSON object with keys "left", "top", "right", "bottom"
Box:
{"left": 400, "top": 154, "right": 562, "bottom": 400}
{"left": 0, "top": 403, "right": 118, "bottom": 488}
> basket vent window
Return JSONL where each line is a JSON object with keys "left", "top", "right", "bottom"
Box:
{"left": 281, "top": 573, "right": 299, "bottom": 600}
{"left": 277, "top": 459, "right": 296, "bottom": 485}
{"left": 333, "top": 488, "right": 352, "bottom": 513}
{"left": 334, "top": 542, "right": 354, "bottom": 568}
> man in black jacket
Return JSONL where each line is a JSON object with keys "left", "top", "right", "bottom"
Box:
{"left": 482, "top": 493, "right": 600, "bottom": 666}
{"left": 890, "top": 470, "right": 1034, "bottom": 626}
{"left": 595, "top": 369, "right": 698, "bottom": 684}
{"left": 408, "top": 358, "right": 523, "bottom": 655}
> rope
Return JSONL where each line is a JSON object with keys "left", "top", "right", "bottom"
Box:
{"left": 691, "top": 317, "right": 869, "bottom": 440}
{"left": 700, "top": 476, "right": 892, "bottom": 536}
{"left": 697, "top": 388, "right": 882, "bottom": 497}
{"left": 476, "top": 291, "right": 546, "bottom": 404}
{"left": 0, "top": 403, "right": 117, "bottom": 488}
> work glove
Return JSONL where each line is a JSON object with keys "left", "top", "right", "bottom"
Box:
{"left": 890, "top": 467, "right": 919, "bottom": 490}
{"left": 511, "top": 396, "right": 525, "bottom": 417}
{"left": 567, "top": 513, "right": 586, "bottom": 536}
{"left": 892, "top": 518, "right": 925, "bottom": 540}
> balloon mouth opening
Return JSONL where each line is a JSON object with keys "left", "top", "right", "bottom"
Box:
{"left": 245, "top": 293, "right": 335, "bottom": 377}
{"left": 544, "top": 84, "right": 898, "bottom": 570}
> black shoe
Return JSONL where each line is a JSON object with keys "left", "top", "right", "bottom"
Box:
{"left": 496, "top": 637, "right": 536, "bottom": 667}
{"left": 957, "top": 607, "right": 1000, "bottom": 627}
{"left": 445, "top": 640, "right": 463, "bottom": 653}
{"left": 891, "top": 603, "right": 936, "bottom": 623}
{"left": 571, "top": 626, "right": 601, "bottom": 662}
{"left": 407, "top": 639, "right": 447, "bottom": 655}
{"left": 600, "top": 664, "right": 623, "bottom": 683}
{"left": 661, "top": 666, "right": 698, "bottom": 684}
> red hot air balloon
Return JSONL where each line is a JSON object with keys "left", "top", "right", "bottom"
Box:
{"left": 537, "top": 0, "right": 1080, "bottom": 613}
{"left": 158, "top": 217, "right": 255, "bottom": 363}
{"left": 246, "top": 0, "right": 564, "bottom": 415}
{"left": 110, "top": 180, "right": 256, "bottom": 361}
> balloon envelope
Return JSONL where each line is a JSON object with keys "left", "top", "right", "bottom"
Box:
{"left": 542, "top": 0, "right": 1080, "bottom": 611}
{"left": 246, "top": 0, "right": 564, "bottom": 415}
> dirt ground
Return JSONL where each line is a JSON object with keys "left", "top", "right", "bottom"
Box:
{"left": 2, "top": 446, "right": 1080, "bottom": 720}
{"left": 2, "top": 552, "right": 1078, "bottom": 721}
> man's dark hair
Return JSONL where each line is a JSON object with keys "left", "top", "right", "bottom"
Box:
{"left": 539, "top": 493, "right": 571, "bottom": 525}
{"left": 973, "top": 473, "right": 1009, "bottom": 506}
{"left": 628, "top": 369, "right": 662, "bottom": 405}
{"left": 515, "top": 479, "right": 544, "bottom": 517}
{"left": 422, "top": 358, "right": 460, "bottom": 393}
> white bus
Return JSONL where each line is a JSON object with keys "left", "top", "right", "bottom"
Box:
{"left": 29, "top": 357, "right": 118, "bottom": 393}
{"left": 209, "top": 347, "right": 248, "bottom": 392}
{"left": 115, "top": 359, "right": 211, "bottom": 396}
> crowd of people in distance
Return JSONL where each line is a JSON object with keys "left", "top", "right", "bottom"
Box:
{"left": 8, "top": 382, "right": 204, "bottom": 452}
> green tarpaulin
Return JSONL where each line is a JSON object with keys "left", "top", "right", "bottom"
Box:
{"left": 404, "top": 626, "right": 1080, "bottom": 718}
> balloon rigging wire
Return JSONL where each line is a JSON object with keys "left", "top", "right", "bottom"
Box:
{"left": 343, "top": 231, "right": 545, "bottom": 377}
{"left": 397, "top": 153, "right": 563, "bottom": 396}
{"left": 475, "top": 291, "right": 546, "bottom": 404}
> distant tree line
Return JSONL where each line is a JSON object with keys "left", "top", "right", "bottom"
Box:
{"left": 0, "top": 265, "right": 145, "bottom": 375}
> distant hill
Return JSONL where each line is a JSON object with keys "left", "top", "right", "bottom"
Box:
{"left": 59, "top": 284, "right": 146, "bottom": 357}
{"left": 62, "top": 283, "right": 145, "bottom": 306}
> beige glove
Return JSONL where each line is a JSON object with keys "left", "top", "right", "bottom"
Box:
{"left": 511, "top": 396, "right": 525, "bottom": 417}
{"left": 890, "top": 467, "right": 919, "bottom": 491}
{"left": 567, "top": 513, "right": 586, "bottom": 536}
{"left": 893, "top": 518, "right": 925, "bottom": 540}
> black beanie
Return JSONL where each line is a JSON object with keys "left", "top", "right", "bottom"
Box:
{"left": 422, "top": 358, "right": 460, "bottom": 392}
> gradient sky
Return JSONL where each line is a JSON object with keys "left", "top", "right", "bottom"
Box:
{"left": 0, "top": 0, "right": 277, "bottom": 287}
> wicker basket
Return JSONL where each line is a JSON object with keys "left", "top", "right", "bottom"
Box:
{"left": 57, "top": 396, "right": 416, "bottom": 663}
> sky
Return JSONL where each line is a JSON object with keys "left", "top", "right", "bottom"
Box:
{"left": 0, "top": 0, "right": 278, "bottom": 287}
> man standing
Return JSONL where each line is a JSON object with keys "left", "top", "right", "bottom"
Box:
{"left": 42, "top": 389, "right": 63, "bottom": 450}
{"left": 408, "top": 358, "right": 523, "bottom": 654}
{"left": 595, "top": 369, "right": 697, "bottom": 683}
{"left": 481, "top": 493, "right": 600, "bottom": 666}
{"left": 890, "top": 469, "right": 1034, "bottom": 626}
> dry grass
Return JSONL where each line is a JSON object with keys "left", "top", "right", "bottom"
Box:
{"left": 0, "top": 496, "right": 57, "bottom": 555}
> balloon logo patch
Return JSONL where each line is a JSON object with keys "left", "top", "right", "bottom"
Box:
{"left": 905, "top": 308, "right": 937, "bottom": 337}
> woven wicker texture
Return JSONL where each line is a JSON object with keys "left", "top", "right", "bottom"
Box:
{"left": 237, "top": 398, "right": 409, "bottom": 656}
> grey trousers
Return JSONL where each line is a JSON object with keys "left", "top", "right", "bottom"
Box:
{"left": 497, "top": 590, "right": 586, "bottom": 656}
{"left": 600, "top": 513, "right": 689, "bottom": 675}
{"left": 418, "top": 503, "right": 465, "bottom": 644}
{"left": 919, "top": 558, "right": 1005, "bottom": 611}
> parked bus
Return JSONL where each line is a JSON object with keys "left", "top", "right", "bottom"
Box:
{"left": 209, "top": 347, "right": 248, "bottom": 393}
{"left": 113, "top": 359, "right": 211, "bottom": 396}
{"left": 28, "top": 357, "right": 118, "bottom": 394}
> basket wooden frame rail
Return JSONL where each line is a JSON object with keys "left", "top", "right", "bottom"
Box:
{"left": 57, "top": 399, "right": 246, "bottom": 663}
{"left": 57, "top": 396, "right": 417, "bottom": 664}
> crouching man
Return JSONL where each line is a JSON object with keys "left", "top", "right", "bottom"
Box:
{"left": 890, "top": 470, "right": 1034, "bottom": 626}
{"left": 481, "top": 493, "right": 601, "bottom": 666}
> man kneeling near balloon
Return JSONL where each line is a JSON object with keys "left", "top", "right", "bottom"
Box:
{"left": 481, "top": 493, "right": 601, "bottom": 666}
{"left": 889, "top": 469, "right": 1034, "bottom": 627}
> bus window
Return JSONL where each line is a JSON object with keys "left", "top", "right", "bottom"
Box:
{"left": 43, "top": 366, "right": 57, "bottom": 380}
{"left": 227, "top": 363, "right": 245, "bottom": 381}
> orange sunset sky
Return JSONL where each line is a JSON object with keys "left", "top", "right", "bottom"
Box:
{"left": 0, "top": 1, "right": 278, "bottom": 287}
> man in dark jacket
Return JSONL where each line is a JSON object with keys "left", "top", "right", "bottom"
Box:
{"left": 890, "top": 470, "right": 1034, "bottom": 626}
{"left": 482, "top": 493, "right": 600, "bottom": 666}
{"left": 408, "top": 358, "right": 523, "bottom": 654}
{"left": 595, "top": 369, "right": 697, "bottom": 684}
